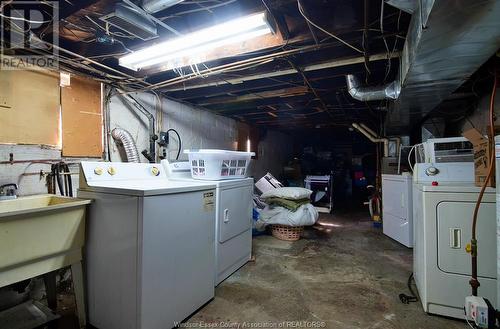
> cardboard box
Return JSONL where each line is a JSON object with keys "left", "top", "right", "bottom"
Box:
{"left": 463, "top": 128, "right": 495, "bottom": 187}
{"left": 255, "top": 172, "right": 283, "bottom": 193}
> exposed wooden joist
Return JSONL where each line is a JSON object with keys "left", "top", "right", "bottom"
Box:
{"left": 146, "top": 29, "right": 288, "bottom": 75}
{"left": 197, "top": 86, "right": 308, "bottom": 106}
{"left": 164, "top": 52, "right": 399, "bottom": 92}
{"left": 204, "top": 93, "right": 319, "bottom": 112}
{"left": 60, "top": 0, "right": 106, "bottom": 19}
{"left": 171, "top": 69, "right": 368, "bottom": 101}
{"left": 175, "top": 81, "right": 290, "bottom": 101}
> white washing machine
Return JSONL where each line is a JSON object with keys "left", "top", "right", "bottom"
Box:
{"left": 413, "top": 162, "right": 497, "bottom": 319}
{"left": 78, "top": 161, "right": 217, "bottom": 329}
{"left": 163, "top": 160, "right": 253, "bottom": 285}
{"left": 382, "top": 173, "right": 413, "bottom": 247}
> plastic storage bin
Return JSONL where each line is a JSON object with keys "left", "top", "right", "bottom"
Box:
{"left": 184, "top": 149, "right": 255, "bottom": 180}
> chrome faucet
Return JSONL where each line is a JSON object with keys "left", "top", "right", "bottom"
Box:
{"left": 0, "top": 183, "right": 18, "bottom": 200}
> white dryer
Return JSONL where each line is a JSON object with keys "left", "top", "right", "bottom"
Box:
{"left": 163, "top": 160, "right": 253, "bottom": 285}
{"left": 78, "top": 162, "right": 217, "bottom": 329}
{"left": 413, "top": 162, "right": 497, "bottom": 319}
{"left": 382, "top": 173, "right": 413, "bottom": 247}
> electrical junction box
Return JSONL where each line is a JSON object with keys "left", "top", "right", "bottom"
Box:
{"left": 465, "top": 296, "right": 492, "bottom": 328}
{"left": 158, "top": 131, "right": 169, "bottom": 147}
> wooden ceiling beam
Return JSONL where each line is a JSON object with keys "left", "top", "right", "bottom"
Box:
{"left": 163, "top": 52, "right": 399, "bottom": 92}
{"left": 197, "top": 86, "right": 309, "bottom": 106}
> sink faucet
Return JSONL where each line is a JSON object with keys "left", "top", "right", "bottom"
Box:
{"left": 0, "top": 183, "right": 18, "bottom": 200}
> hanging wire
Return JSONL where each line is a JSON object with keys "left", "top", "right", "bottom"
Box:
{"left": 297, "top": 0, "right": 363, "bottom": 54}
{"left": 85, "top": 15, "right": 136, "bottom": 39}
{"left": 380, "top": 0, "right": 392, "bottom": 82}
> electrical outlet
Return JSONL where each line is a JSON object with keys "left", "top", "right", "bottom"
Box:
{"left": 465, "top": 296, "right": 493, "bottom": 328}
{"left": 158, "top": 131, "right": 169, "bottom": 147}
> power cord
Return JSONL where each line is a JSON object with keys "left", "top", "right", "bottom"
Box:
{"left": 399, "top": 273, "right": 418, "bottom": 304}
{"left": 166, "top": 129, "right": 182, "bottom": 160}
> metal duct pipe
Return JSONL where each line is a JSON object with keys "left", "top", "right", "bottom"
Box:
{"left": 116, "top": 90, "right": 157, "bottom": 163}
{"left": 352, "top": 123, "right": 389, "bottom": 157}
{"left": 346, "top": 74, "right": 400, "bottom": 101}
{"left": 142, "top": 0, "right": 184, "bottom": 13}
{"left": 111, "top": 128, "right": 141, "bottom": 163}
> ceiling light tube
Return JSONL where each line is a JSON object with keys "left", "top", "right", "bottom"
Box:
{"left": 119, "top": 12, "right": 272, "bottom": 71}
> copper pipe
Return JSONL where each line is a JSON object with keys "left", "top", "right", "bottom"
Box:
{"left": 0, "top": 159, "right": 80, "bottom": 165}
{"left": 470, "top": 66, "right": 497, "bottom": 296}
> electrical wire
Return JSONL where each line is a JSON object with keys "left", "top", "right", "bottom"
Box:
{"left": 380, "top": 0, "right": 391, "bottom": 82}
{"left": 407, "top": 144, "right": 417, "bottom": 172}
{"left": 297, "top": 0, "right": 363, "bottom": 54}
{"left": 158, "top": 0, "right": 237, "bottom": 20}
{"left": 85, "top": 15, "right": 136, "bottom": 39}
{"left": 465, "top": 314, "right": 476, "bottom": 329}
{"left": 0, "top": 12, "right": 52, "bottom": 24}
{"left": 166, "top": 129, "right": 182, "bottom": 160}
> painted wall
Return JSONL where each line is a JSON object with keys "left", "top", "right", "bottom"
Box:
{"left": 108, "top": 91, "right": 293, "bottom": 179}
{"left": 0, "top": 144, "right": 94, "bottom": 196}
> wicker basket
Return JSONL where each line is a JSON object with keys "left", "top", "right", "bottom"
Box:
{"left": 271, "top": 225, "right": 304, "bottom": 241}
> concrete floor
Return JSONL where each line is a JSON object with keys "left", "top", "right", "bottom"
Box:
{"left": 187, "top": 210, "right": 466, "bottom": 329}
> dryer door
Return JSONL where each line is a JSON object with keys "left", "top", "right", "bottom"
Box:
{"left": 218, "top": 185, "right": 252, "bottom": 243}
{"left": 437, "top": 200, "right": 496, "bottom": 278}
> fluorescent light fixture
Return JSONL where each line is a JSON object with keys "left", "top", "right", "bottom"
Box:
{"left": 119, "top": 12, "right": 272, "bottom": 71}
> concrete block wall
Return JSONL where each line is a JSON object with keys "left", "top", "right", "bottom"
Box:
{"left": 0, "top": 144, "right": 94, "bottom": 196}
{"left": 108, "top": 91, "right": 293, "bottom": 179}
{"left": 109, "top": 93, "right": 237, "bottom": 162}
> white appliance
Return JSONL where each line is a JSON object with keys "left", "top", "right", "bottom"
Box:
{"left": 382, "top": 173, "right": 413, "bottom": 247}
{"left": 415, "top": 137, "right": 473, "bottom": 163}
{"left": 78, "top": 161, "right": 217, "bottom": 329}
{"left": 413, "top": 162, "right": 497, "bottom": 319}
{"left": 304, "top": 175, "right": 333, "bottom": 213}
{"left": 162, "top": 160, "right": 253, "bottom": 285}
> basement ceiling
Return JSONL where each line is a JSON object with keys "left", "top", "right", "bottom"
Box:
{"left": 11, "top": 0, "right": 414, "bottom": 130}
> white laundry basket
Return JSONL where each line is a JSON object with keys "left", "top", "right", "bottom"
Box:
{"left": 184, "top": 149, "right": 255, "bottom": 180}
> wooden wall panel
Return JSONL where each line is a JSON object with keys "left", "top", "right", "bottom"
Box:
{"left": 61, "top": 76, "right": 102, "bottom": 157}
{"left": 0, "top": 70, "right": 60, "bottom": 146}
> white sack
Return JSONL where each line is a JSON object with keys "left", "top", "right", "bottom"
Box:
{"left": 257, "top": 204, "right": 319, "bottom": 228}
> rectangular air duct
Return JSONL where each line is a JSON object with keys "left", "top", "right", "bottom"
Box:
{"left": 385, "top": 0, "right": 500, "bottom": 134}
{"left": 100, "top": 3, "right": 158, "bottom": 41}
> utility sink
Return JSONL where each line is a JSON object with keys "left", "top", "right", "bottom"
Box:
{"left": 0, "top": 194, "right": 90, "bottom": 217}
{"left": 0, "top": 194, "right": 91, "bottom": 288}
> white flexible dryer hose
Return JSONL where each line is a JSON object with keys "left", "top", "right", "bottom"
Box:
{"left": 111, "top": 128, "right": 141, "bottom": 163}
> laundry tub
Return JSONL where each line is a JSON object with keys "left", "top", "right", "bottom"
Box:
{"left": 0, "top": 194, "right": 90, "bottom": 328}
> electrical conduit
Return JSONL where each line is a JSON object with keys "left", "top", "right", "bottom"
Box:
{"left": 352, "top": 123, "right": 389, "bottom": 157}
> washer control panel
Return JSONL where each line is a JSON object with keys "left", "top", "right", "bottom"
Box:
{"left": 80, "top": 161, "right": 165, "bottom": 184}
{"left": 413, "top": 162, "right": 474, "bottom": 184}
